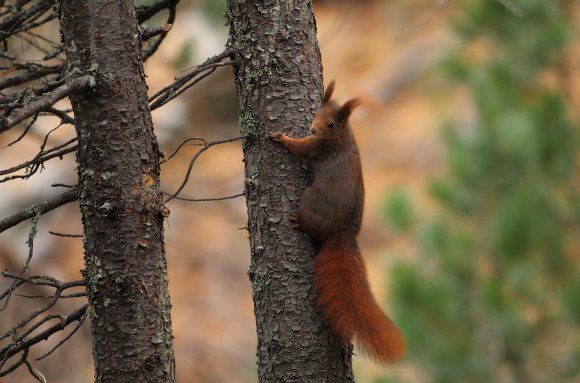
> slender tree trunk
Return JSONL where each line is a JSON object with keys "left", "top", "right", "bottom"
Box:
{"left": 227, "top": 1, "right": 355, "bottom": 381}
{"left": 58, "top": 1, "right": 175, "bottom": 382}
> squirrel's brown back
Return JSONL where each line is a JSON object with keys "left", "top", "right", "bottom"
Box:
{"left": 303, "top": 81, "right": 363, "bottom": 239}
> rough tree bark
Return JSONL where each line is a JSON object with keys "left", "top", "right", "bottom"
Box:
{"left": 227, "top": 1, "right": 355, "bottom": 381}
{"left": 57, "top": 1, "right": 175, "bottom": 382}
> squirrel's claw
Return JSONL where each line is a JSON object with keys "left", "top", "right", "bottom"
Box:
{"left": 269, "top": 132, "right": 284, "bottom": 142}
{"left": 290, "top": 211, "right": 301, "bottom": 230}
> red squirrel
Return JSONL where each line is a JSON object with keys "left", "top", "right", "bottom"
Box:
{"left": 270, "top": 81, "right": 406, "bottom": 364}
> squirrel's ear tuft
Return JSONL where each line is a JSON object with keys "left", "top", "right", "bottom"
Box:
{"left": 322, "top": 80, "right": 336, "bottom": 104}
{"left": 338, "top": 98, "right": 361, "bottom": 122}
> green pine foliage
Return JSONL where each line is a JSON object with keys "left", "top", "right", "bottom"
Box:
{"left": 382, "top": 187, "right": 416, "bottom": 233}
{"left": 386, "top": 2, "right": 580, "bottom": 382}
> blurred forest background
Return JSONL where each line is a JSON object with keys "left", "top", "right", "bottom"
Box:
{"left": 1, "top": 0, "right": 579, "bottom": 382}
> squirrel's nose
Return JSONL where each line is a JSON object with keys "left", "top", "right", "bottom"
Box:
{"left": 310, "top": 127, "right": 317, "bottom": 134}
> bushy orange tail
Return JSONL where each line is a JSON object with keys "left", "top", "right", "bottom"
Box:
{"left": 314, "top": 233, "right": 406, "bottom": 364}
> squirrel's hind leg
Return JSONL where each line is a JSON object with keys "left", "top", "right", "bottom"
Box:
{"left": 290, "top": 212, "right": 301, "bottom": 230}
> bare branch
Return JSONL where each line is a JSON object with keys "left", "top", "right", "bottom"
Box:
{"left": 0, "top": 304, "right": 88, "bottom": 372}
{"left": 141, "top": 2, "right": 176, "bottom": 61}
{"left": 0, "top": 188, "right": 78, "bottom": 233}
{"left": 48, "top": 230, "right": 82, "bottom": 238}
{"left": 17, "top": 292, "right": 87, "bottom": 299}
{"left": 50, "top": 183, "right": 75, "bottom": 188}
{"left": 0, "top": 215, "right": 40, "bottom": 312}
{"left": 162, "top": 137, "right": 206, "bottom": 162}
{"left": 0, "top": 64, "right": 63, "bottom": 90}
{"left": 3, "top": 117, "right": 69, "bottom": 156}
{"left": 141, "top": 23, "right": 172, "bottom": 41}
{"left": 35, "top": 310, "right": 87, "bottom": 361}
{"left": 0, "top": 73, "right": 65, "bottom": 105}
{"left": 22, "top": 30, "right": 61, "bottom": 50}
{"left": 23, "top": 212, "right": 40, "bottom": 273}
{"left": 42, "top": 107, "right": 74, "bottom": 125}
{"left": 152, "top": 66, "right": 217, "bottom": 109}
{"left": 149, "top": 49, "right": 234, "bottom": 110}
{"left": 1, "top": 273, "right": 84, "bottom": 289}
{"left": 0, "top": 0, "right": 54, "bottom": 41}
{"left": 18, "top": 33, "right": 53, "bottom": 56}
{"left": 162, "top": 136, "right": 243, "bottom": 202}
{"left": 4, "top": 112, "right": 38, "bottom": 146}
{"left": 0, "top": 274, "right": 85, "bottom": 343}
{"left": 0, "top": 141, "right": 77, "bottom": 183}
{"left": 0, "top": 348, "right": 28, "bottom": 377}
{"left": 12, "top": 12, "right": 58, "bottom": 38}
{"left": 0, "top": 272, "right": 78, "bottom": 312}
{"left": 1, "top": 75, "right": 93, "bottom": 132}
{"left": 0, "top": 279, "right": 24, "bottom": 311}
{"left": 0, "top": 270, "right": 87, "bottom": 372}
{"left": 136, "top": 0, "right": 180, "bottom": 24}
{"left": 170, "top": 192, "right": 245, "bottom": 202}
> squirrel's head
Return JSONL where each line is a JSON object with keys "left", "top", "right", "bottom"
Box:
{"left": 310, "top": 80, "right": 361, "bottom": 140}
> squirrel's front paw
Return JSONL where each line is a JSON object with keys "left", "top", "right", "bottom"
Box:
{"left": 268, "top": 132, "right": 285, "bottom": 142}
{"left": 290, "top": 211, "right": 301, "bottom": 230}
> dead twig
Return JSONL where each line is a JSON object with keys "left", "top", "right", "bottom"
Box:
{"left": 169, "top": 192, "right": 245, "bottom": 202}
{"left": 141, "top": 23, "right": 172, "bottom": 41}
{"left": 149, "top": 49, "right": 234, "bottom": 111}
{"left": 1, "top": 75, "right": 93, "bottom": 132}
{"left": 141, "top": 1, "right": 177, "bottom": 61}
{"left": 0, "top": 303, "right": 88, "bottom": 372}
{"left": 48, "top": 230, "right": 83, "bottom": 238}
{"left": 0, "top": 188, "right": 78, "bottom": 233}
{"left": 0, "top": 143, "right": 77, "bottom": 183}
{"left": 136, "top": 0, "right": 180, "bottom": 24}
{"left": 162, "top": 136, "right": 242, "bottom": 202}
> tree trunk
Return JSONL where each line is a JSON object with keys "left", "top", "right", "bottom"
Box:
{"left": 58, "top": 1, "right": 175, "bottom": 382}
{"left": 227, "top": 1, "right": 355, "bottom": 382}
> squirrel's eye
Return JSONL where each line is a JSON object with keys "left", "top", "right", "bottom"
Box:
{"left": 327, "top": 121, "right": 335, "bottom": 129}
